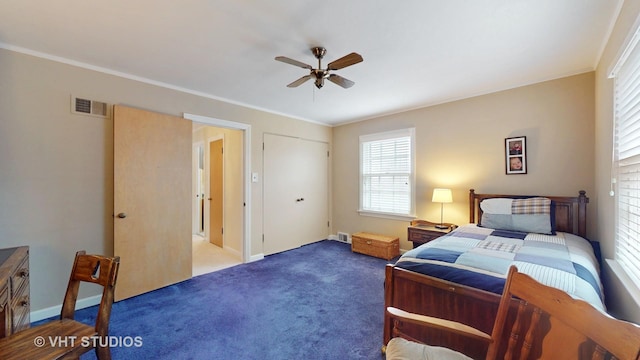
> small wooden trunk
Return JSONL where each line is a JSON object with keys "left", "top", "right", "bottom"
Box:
{"left": 351, "top": 232, "right": 399, "bottom": 260}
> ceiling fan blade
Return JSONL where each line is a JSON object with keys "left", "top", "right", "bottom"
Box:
{"left": 287, "top": 75, "right": 313, "bottom": 88}
{"left": 328, "top": 74, "right": 355, "bottom": 88}
{"left": 327, "top": 52, "right": 363, "bottom": 70}
{"left": 275, "top": 56, "right": 313, "bottom": 69}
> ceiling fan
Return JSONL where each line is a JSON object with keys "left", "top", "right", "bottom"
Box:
{"left": 275, "top": 47, "right": 363, "bottom": 89}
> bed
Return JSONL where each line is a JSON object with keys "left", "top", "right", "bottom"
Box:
{"left": 383, "top": 189, "right": 600, "bottom": 358}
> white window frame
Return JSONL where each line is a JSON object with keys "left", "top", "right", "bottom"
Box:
{"left": 609, "top": 18, "right": 640, "bottom": 292}
{"left": 358, "top": 128, "right": 416, "bottom": 220}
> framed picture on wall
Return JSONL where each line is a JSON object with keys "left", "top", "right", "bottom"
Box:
{"left": 505, "top": 136, "right": 526, "bottom": 174}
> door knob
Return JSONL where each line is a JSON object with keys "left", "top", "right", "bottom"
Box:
{"left": 117, "top": 213, "right": 127, "bottom": 218}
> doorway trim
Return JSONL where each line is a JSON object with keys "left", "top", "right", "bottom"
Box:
{"left": 192, "top": 141, "right": 205, "bottom": 236}
{"left": 184, "top": 113, "right": 252, "bottom": 263}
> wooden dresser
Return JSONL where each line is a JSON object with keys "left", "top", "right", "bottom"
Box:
{"left": 0, "top": 246, "right": 29, "bottom": 338}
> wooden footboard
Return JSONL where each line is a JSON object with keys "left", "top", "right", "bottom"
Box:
{"left": 383, "top": 265, "right": 503, "bottom": 358}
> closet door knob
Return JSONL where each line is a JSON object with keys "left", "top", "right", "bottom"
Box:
{"left": 117, "top": 213, "right": 127, "bottom": 219}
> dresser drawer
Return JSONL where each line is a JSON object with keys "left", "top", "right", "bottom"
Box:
{"left": 10, "top": 291, "right": 29, "bottom": 333}
{"left": 10, "top": 257, "right": 29, "bottom": 296}
{"left": 408, "top": 230, "right": 442, "bottom": 242}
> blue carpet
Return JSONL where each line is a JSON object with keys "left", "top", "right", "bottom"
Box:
{"left": 46, "top": 240, "right": 395, "bottom": 359}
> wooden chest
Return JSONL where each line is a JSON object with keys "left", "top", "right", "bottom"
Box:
{"left": 351, "top": 232, "right": 399, "bottom": 260}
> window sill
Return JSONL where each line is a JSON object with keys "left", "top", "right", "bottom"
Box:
{"left": 357, "top": 210, "right": 415, "bottom": 222}
{"left": 605, "top": 259, "right": 640, "bottom": 308}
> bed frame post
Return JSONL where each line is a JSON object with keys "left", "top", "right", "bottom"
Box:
{"left": 383, "top": 264, "right": 395, "bottom": 348}
{"left": 578, "top": 190, "right": 588, "bottom": 238}
{"left": 469, "top": 188, "right": 476, "bottom": 223}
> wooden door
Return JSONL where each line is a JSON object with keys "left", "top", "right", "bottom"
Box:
{"left": 113, "top": 105, "right": 192, "bottom": 301}
{"left": 209, "top": 139, "right": 223, "bottom": 247}
{"left": 263, "top": 134, "right": 329, "bottom": 255}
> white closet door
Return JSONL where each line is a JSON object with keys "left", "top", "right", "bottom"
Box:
{"left": 263, "top": 134, "right": 329, "bottom": 255}
{"left": 298, "top": 139, "right": 330, "bottom": 246}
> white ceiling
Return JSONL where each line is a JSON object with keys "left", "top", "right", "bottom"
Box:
{"left": 0, "top": 1, "right": 623, "bottom": 126}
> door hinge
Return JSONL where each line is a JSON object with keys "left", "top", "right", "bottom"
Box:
{"left": 221, "top": 227, "right": 224, "bottom": 234}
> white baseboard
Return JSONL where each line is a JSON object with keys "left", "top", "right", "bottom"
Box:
{"left": 249, "top": 253, "right": 264, "bottom": 262}
{"left": 30, "top": 294, "right": 102, "bottom": 323}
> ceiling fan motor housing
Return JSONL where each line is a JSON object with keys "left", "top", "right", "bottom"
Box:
{"left": 312, "top": 69, "right": 329, "bottom": 88}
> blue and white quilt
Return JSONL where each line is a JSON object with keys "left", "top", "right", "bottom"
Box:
{"left": 396, "top": 224, "right": 604, "bottom": 309}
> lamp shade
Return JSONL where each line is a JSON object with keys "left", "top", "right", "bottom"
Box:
{"left": 432, "top": 188, "right": 453, "bottom": 203}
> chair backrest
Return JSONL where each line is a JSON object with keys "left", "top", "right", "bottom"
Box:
{"left": 60, "top": 251, "right": 120, "bottom": 336}
{"left": 488, "top": 266, "right": 640, "bottom": 360}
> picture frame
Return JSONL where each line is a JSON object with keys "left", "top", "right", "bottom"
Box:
{"left": 505, "top": 136, "right": 526, "bottom": 174}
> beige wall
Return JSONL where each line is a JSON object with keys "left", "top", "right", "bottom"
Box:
{"left": 332, "top": 73, "right": 595, "bottom": 252}
{"left": 0, "top": 48, "right": 331, "bottom": 313}
{"left": 595, "top": 0, "right": 640, "bottom": 323}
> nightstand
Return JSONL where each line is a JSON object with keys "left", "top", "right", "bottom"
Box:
{"left": 408, "top": 220, "right": 457, "bottom": 248}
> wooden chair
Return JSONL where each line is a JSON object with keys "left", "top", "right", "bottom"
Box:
{"left": 0, "top": 251, "right": 120, "bottom": 360}
{"left": 385, "top": 266, "right": 640, "bottom": 360}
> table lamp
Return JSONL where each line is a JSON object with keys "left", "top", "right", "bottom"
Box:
{"left": 432, "top": 188, "right": 453, "bottom": 229}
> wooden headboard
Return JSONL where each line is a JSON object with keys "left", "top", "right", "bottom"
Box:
{"left": 468, "top": 189, "right": 589, "bottom": 238}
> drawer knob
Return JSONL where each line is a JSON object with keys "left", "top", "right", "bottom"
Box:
{"left": 366, "top": 240, "right": 372, "bottom": 245}
{"left": 19, "top": 270, "right": 29, "bottom": 278}
{"left": 21, "top": 300, "right": 29, "bottom": 307}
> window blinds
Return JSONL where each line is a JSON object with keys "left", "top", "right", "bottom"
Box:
{"left": 360, "top": 129, "right": 413, "bottom": 216}
{"left": 613, "top": 30, "right": 640, "bottom": 288}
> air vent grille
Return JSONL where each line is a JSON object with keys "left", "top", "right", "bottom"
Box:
{"left": 75, "top": 98, "right": 91, "bottom": 113}
{"left": 338, "top": 232, "right": 350, "bottom": 243}
{"left": 71, "top": 96, "right": 109, "bottom": 117}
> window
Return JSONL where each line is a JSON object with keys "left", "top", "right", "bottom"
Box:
{"left": 611, "top": 25, "right": 640, "bottom": 288}
{"left": 359, "top": 128, "right": 415, "bottom": 219}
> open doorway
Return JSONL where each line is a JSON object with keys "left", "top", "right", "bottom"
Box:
{"left": 191, "top": 122, "right": 245, "bottom": 276}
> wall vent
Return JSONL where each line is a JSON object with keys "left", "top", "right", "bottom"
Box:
{"left": 71, "top": 96, "right": 109, "bottom": 117}
{"left": 337, "top": 232, "right": 350, "bottom": 243}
